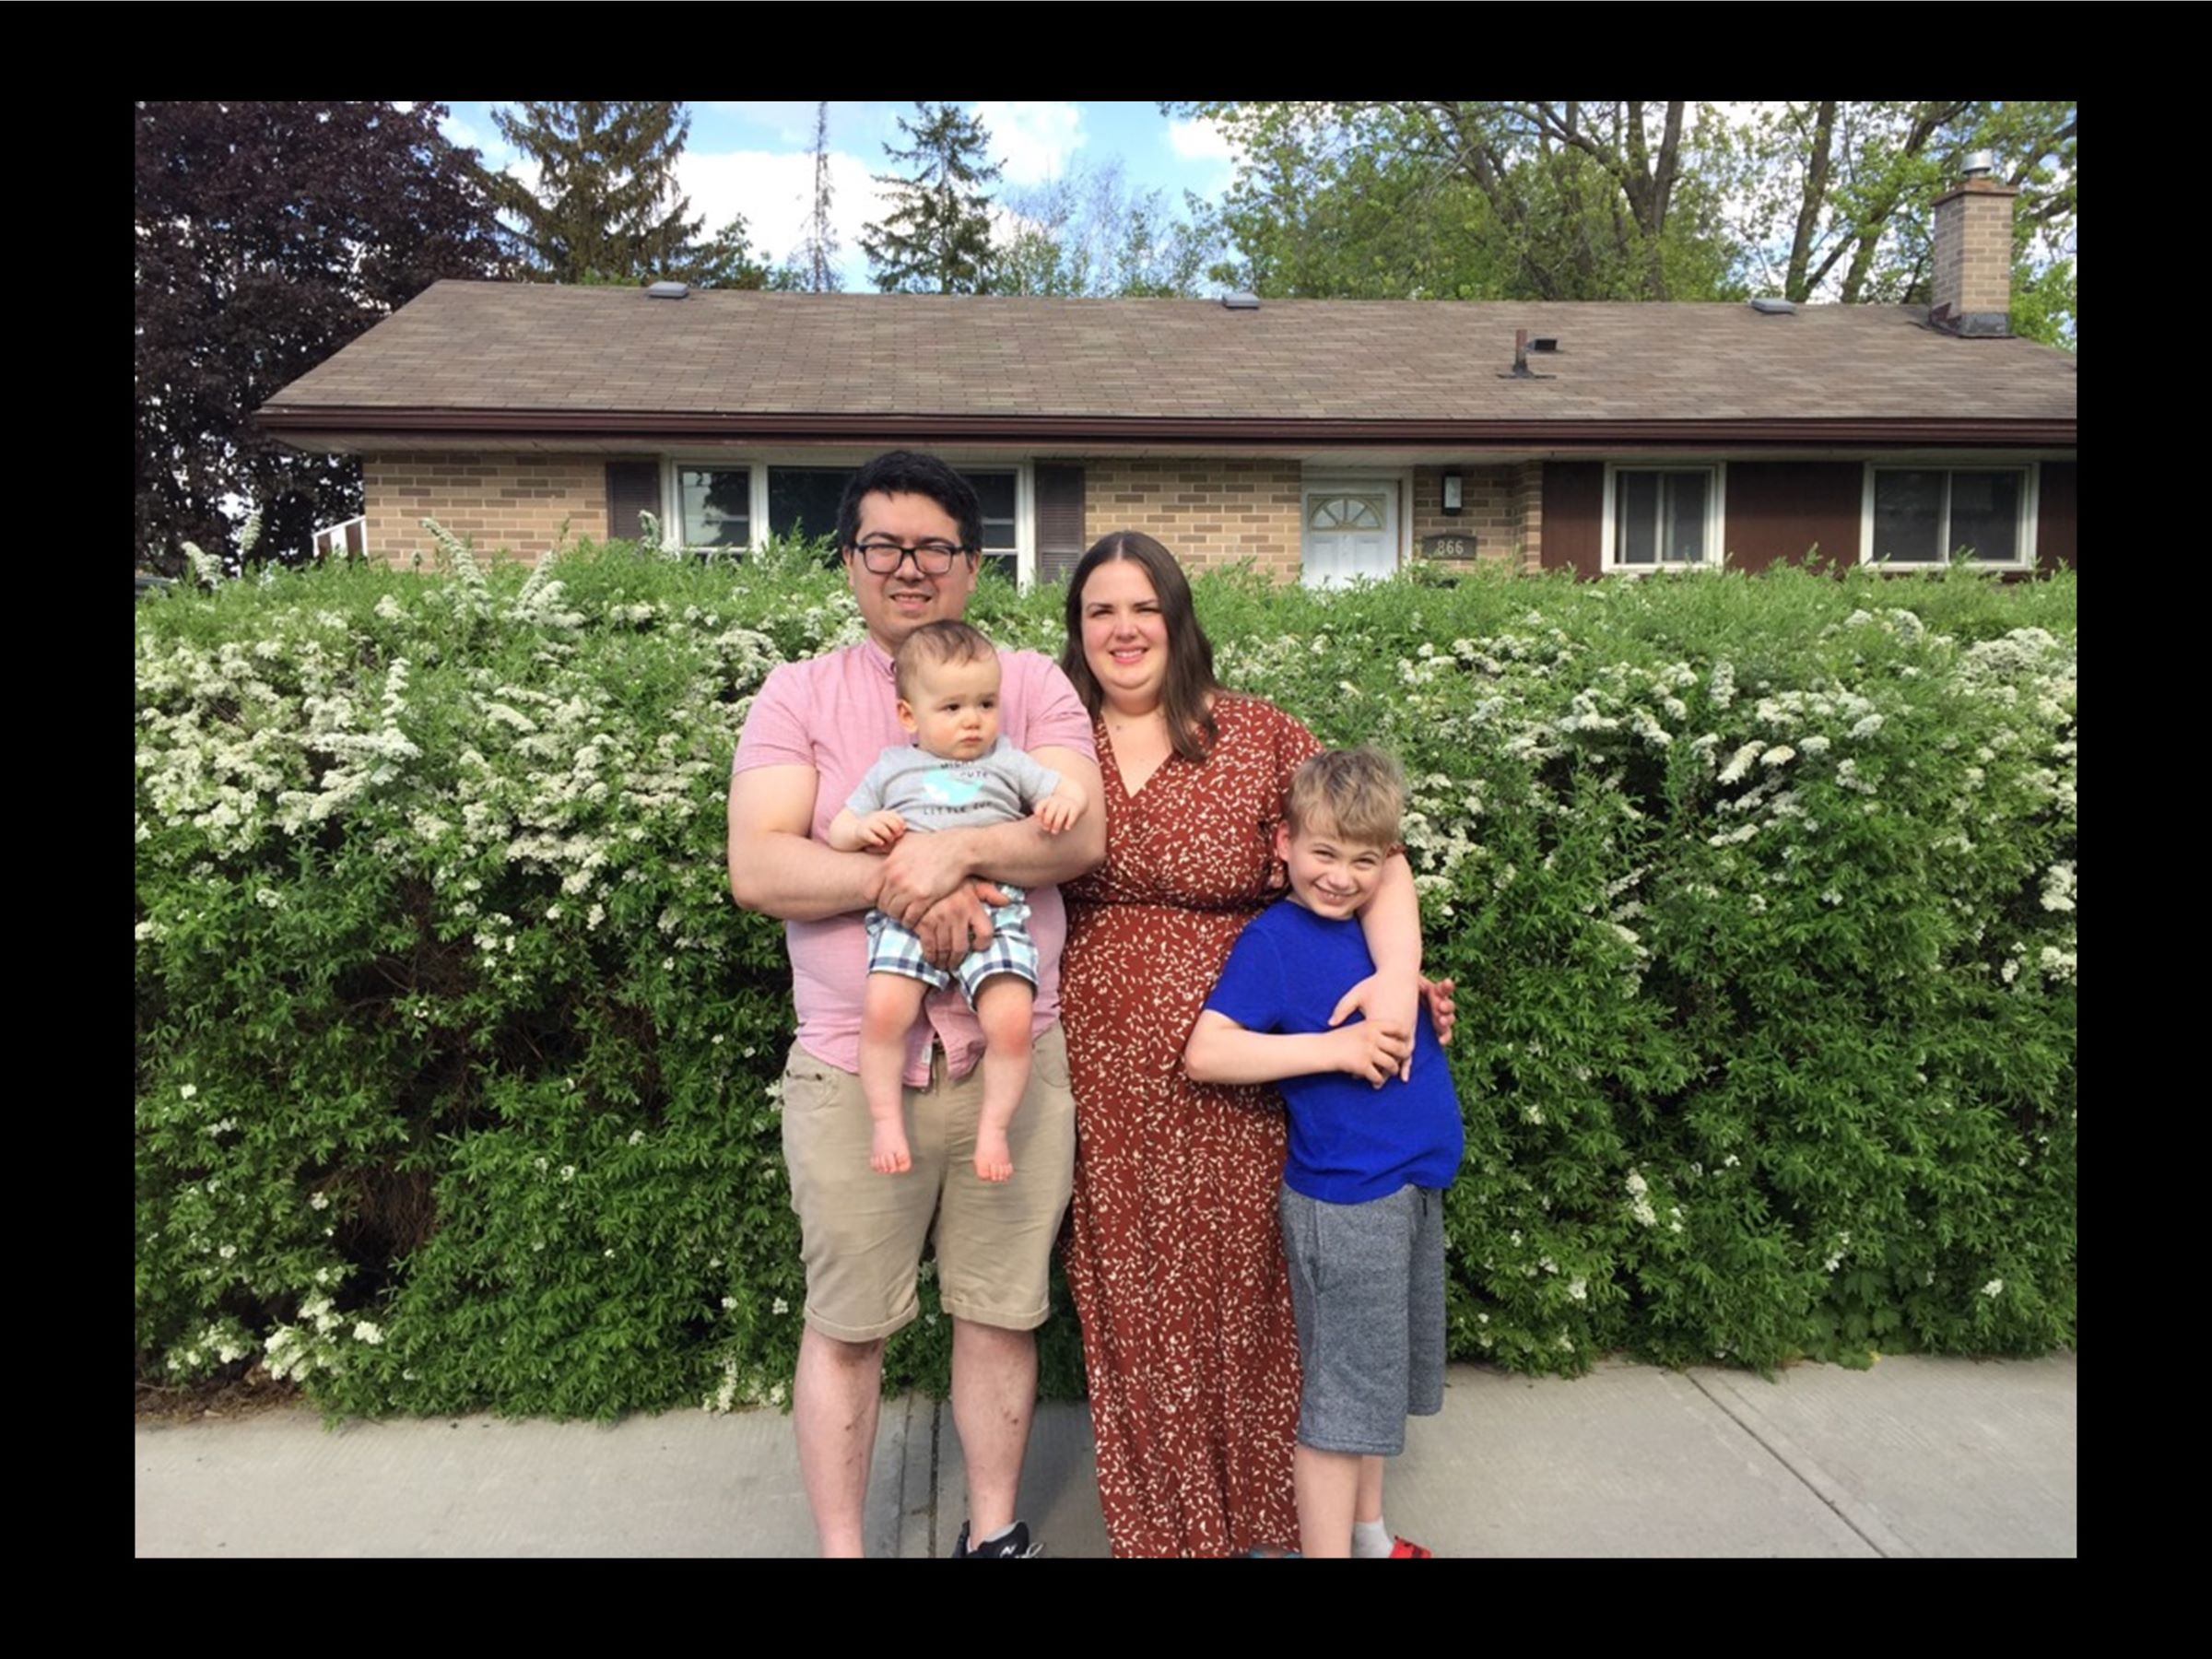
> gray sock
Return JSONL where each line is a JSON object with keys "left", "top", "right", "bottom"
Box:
{"left": 1353, "top": 1516, "right": 1393, "bottom": 1559}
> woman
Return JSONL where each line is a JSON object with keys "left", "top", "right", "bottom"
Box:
{"left": 1056, "top": 531, "right": 1441, "bottom": 1558}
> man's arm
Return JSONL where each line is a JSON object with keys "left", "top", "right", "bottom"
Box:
{"left": 1184, "top": 1010, "right": 1406, "bottom": 1088}
{"left": 726, "top": 762, "right": 885, "bottom": 922}
{"left": 874, "top": 745, "right": 1106, "bottom": 927}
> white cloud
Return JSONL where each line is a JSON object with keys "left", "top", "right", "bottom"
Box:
{"left": 1167, "top": 114, "right": 1241, "bottom": 167}
{"left": 678, "top": 147, "right": 890, "bottom": 271}
{"left": 976, "top": 101, "right": 1085, "bottom": 186}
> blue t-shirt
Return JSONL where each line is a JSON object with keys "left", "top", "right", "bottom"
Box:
{"left": 1203, "top": 899, "right": 1464, "bottom": 1205}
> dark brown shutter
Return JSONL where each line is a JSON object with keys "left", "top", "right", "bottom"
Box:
{"left": 1034, "top": 463, "right": 1086, "bottom": 584}
{"left": 606, "top": 461, "right": 660, "bottom": 544}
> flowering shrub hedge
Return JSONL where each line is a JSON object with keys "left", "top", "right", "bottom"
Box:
{"left": 136, "top": 535, "right": 2075, "bottom": 1416}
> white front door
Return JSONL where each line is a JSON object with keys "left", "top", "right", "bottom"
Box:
{"left": 1302, "top": 482, "right": 1399, "bottom": 588}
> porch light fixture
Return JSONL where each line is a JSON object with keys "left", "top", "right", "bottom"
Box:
{"left": 1441, "top": 472, "right": 1465, "bottom": 514}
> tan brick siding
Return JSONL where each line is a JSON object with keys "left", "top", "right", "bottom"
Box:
{"left": 1409, "top": 465, "right": 1525, "bottom": 572}
{"left": 1081, "top": 458, "right": 1305, "bottom": 582}
{"left": 1932, "top": 182, "right": 2017, "bottom": 321}
{"left": 1512, "top": 460, "right": 1545, "bottom": 572}
{"left": 363, "top": 453, "right": 608, "bottom": 569}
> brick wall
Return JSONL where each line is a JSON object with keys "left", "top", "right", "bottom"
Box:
{"left": 1512, "top": 460, "right": 1545, "bottom": 572}
{"left": 1932, "top": 179, "right": 2018, "bottom": 323}
{"left": 364, "top": 453, "right": 607, "bottom": 568}
{"left": 1082, "top": 458, "right": 1304, "bottom": 581}
{"left": 1409, "top": 465, "right": 1523, "bottom": 573}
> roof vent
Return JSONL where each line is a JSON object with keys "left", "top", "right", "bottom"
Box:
{"left": 647, "top": 281, "right": 689, "bottom": 300}
{"left": 1529, "top": 335, "right": 1559, "bottom": 352}
{"left": 1961, "top": 149, "right": 1996, "bottom": 179}
{"left": 1499, "top": 326, "right": 1555, "bottom": 380}
{"left": 1750, "top": 297, "right": 1795, "bottom": 315}
{"left": 1221, "top": 292, "right": 1260, "bottom": 311}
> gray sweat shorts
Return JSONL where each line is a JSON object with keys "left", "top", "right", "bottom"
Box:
{"left": 1278, "top": 1182, "right": 1448, "bottom": 1457}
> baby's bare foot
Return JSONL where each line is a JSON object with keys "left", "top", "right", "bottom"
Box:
{"left": 973, "top": 1135, "right": 1013, "bottom": 1183}
{"left": 871, "top": 1126, "right": 912, "bottom": 1175}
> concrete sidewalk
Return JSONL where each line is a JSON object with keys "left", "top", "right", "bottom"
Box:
{"left": 134, "top": 1353, "right": 2075, "bottom": 1558}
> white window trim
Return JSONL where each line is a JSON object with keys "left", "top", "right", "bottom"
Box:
{"left": 1860, "top": 462, "right": 2040, "bottom": 571}
{"left": 656, "top": 455, "right": 1035, "bottom": 583}
{"left": 1601, "top": 462, "right": 1727, "bottom": 573}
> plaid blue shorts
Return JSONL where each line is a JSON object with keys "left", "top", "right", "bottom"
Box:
{"left": 864, "top": 885, "right": 1039, "bottom": 1005}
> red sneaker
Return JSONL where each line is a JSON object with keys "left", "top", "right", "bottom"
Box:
{"left": 1388, "top": 1535, "right": 1433, "bottom": 1559}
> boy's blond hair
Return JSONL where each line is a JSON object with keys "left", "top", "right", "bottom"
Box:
{"left": 894, "top": 619, "right": 998, "bottom": 703}
{"left": 1285, "top": 747, "right": 1406, "bottom": 849}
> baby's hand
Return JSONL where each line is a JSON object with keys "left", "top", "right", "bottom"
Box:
{"left": 858, "top": 810, "right": 907, "bottom": 851}
{"left": 1034, "top": 794, "right": 1081, "bottom": 834}
{"left": 1333, "top": 1018, "right": 1409, "bottom": 1088}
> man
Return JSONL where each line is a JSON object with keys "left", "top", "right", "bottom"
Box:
{"left": 727, "top": 451, "right": 1104, "bottom": 1558}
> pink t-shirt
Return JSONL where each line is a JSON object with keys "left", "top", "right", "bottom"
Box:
{"left": 732, "top": 640, "right": 1096, "bottom": 1086}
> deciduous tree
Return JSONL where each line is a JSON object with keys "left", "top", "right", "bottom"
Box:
{"left": 134, "top": 100, "right": 505, "bottom": 574}
{"left": 991, "top": 158, "right": 1217, "bottom": 298}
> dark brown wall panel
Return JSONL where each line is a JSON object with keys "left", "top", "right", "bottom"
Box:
{"left": 1724, "top": 462, "right": 1865, "bottom": 572}
{"left": 1035, "top": 462, "right": 1086, "bottom": 584}
{"left": 2038, "top": 462, "right": 2077, "bottom": 572}
{"left": 606, "top": 460, "right": 659, "bottom": 543}
{"left": 1542, "top": 462, "right": 1605, "bottom": 578}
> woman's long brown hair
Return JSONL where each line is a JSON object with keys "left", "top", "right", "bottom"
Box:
{"left": 1059, "top": 531, "right": 1224, "bottom": 764}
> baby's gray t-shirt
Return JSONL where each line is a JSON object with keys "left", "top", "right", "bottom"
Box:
{"left": 845, "top": 735, "right": 1063, "bottom": 834}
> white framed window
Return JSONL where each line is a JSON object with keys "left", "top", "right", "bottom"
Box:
{"left": 1862, "top": 465, "right": 2038, "bottom": 569}
{"left": 1603, "top": 464, "right": 1724, "bottom": 571}
{"left": 663, "top": 459, "right": 1030, "bottom": 582}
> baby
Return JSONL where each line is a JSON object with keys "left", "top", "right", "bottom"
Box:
{"left": 828, "top": 620, "right": 1088, "bottom": 1182}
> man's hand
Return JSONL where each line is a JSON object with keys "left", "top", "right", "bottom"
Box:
{"left": 876, "top": 829, "right": 978, "bottom": 927}
{"left": 913, "top": 881, "right": 1006, "bottom": 969}
{"left": 1329, "top": 970, "right": 1421, "bottom": 1082}
{"left": 1331, "top": 1018, "right": 1411, "bottom": 1088}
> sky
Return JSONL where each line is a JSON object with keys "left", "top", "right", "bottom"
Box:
{"left": 438, "top": 101, "right": 1241, "bottom": 290}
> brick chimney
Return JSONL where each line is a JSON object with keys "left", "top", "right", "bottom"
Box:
{"left": 1928, "top": 154, "right": 2018, "bottom": 337}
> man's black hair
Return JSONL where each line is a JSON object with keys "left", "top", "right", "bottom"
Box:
{"left": 835, "top": 451, "right": 983, "bottom": 554}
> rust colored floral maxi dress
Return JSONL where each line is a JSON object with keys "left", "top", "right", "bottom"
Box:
{"left": 1061, "top": 693, "right": 1321, "bottom": 1558}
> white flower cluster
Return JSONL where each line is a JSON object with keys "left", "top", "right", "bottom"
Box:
{"left": 1625, "top": 1169, "right": 1658, "bottom": 1229}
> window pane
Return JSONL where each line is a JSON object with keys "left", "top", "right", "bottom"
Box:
{"left": 1616, "top": 472, "right": 1658, "bottom": 565}
{"left": 1872, "top": 471, "right": 1943, "bottom": 563}
{"left": 968, "top": 470, "right": 1018, "bottom": 555}
{"left": 767, "top": 467, "right": 853, "bottom": 547}
{"left": 1947, "top": 471, "right": 2021, "bottom": 564}
{"left": 1661, "top": 473, "right": 1709, "bottom": 564}
{"left": 678, "top": 467, "right": 750, "bottom": 549}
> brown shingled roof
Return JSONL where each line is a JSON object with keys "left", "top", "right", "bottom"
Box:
{"left": 258, "top": 280, "right": 2077, "bottom": 447}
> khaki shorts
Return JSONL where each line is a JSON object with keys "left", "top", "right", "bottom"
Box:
{"left": 780, "top": 1025, "right": 1077, "bottom": 1343}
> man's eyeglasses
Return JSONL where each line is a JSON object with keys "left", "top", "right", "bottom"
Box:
{"left": 851, "top": 538, "right": 971, "bottom": 576}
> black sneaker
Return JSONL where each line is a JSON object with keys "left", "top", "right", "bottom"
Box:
{"left": 952, "top": 1520, "right": 1043, "bottom": 1558}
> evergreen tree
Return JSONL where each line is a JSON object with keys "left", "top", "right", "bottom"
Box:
{"left": 488, "top": 101, "right": 703, "bottom": 284}
{"left": 693, "top": 213, "right": 771, "bottom": 290}
{"left": 860, "top": 102, "right": 1002, "bottom": 293}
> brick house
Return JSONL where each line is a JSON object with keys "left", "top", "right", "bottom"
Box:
{"left": 259, "top": 171, "right": 2073, "bottom": 583}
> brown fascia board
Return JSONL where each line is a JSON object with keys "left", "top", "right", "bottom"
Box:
{"left": 253, "top": 406, "right": 2077, "bottom": 450}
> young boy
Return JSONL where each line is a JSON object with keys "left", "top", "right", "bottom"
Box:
{"left": 828, "top": 620, "right": 1088, "bottom": 1184}
{"left": 1183, "top": 747, "right": 1463, "bottom": 1559}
